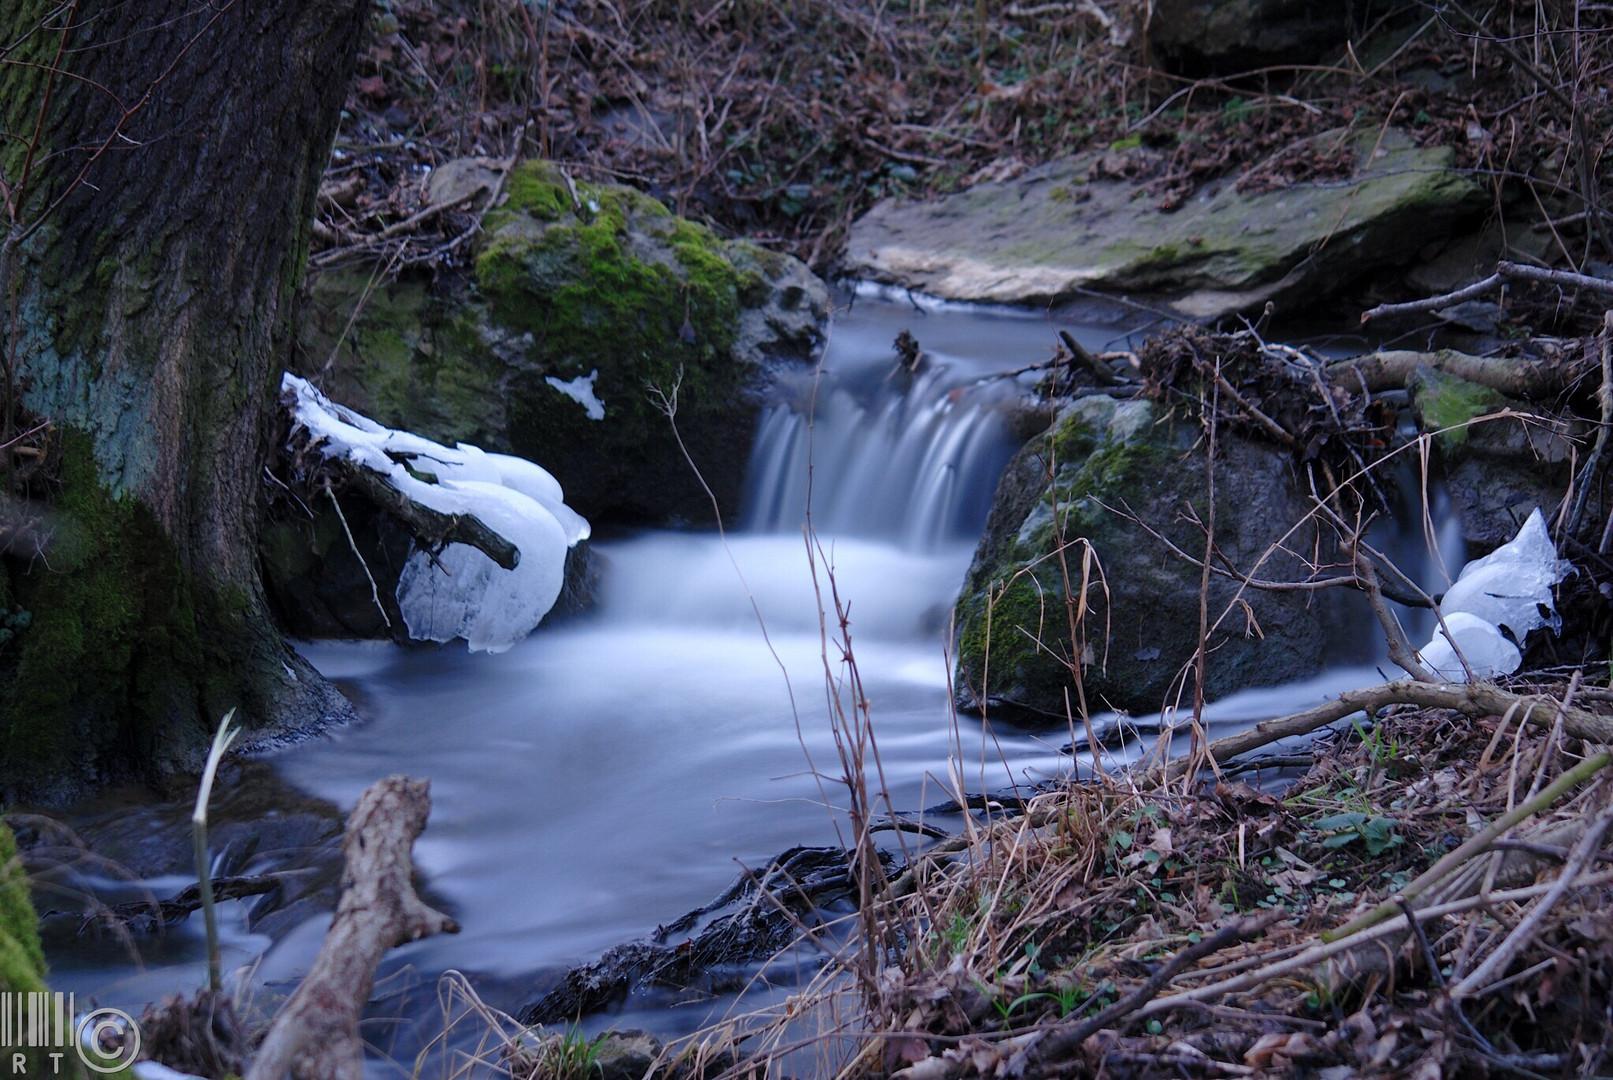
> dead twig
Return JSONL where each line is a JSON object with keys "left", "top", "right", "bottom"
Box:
{"left": 1449, "top": 791, "right": 1613, "bottom": 999}
{"left": 1362, "top": 261, "right": 1613, "bottom": 323}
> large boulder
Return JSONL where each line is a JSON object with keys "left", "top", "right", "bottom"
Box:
{"left": 1148, "top": 0, "right": 1408, "bottom": 76}
{"left": 954, "top": 395, "right": 1364, "bottom": 721}
{"left": 843, "top": 128, "right": 1483, "bottom": 322}
{"left": 1407, "top": 364, "right": 1588, "bottom": 552}
{"left": 299, "top": 160, "right": 828, "bottom": 526}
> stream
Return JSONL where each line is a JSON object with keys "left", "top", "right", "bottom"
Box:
{"left": 36, "top": 290, "right": 1455, "bottom": 1058}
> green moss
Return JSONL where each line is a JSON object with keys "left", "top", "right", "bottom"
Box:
{"left": 1411, "top": 366, "right": 1504, "bottom": 452}
{"left": 501, "top": 163, "right": 573, "bottom": 221}
{"left": 956, "top": 399, "right": 1183, "bottom": 712}
{"left": 957, "top": 560, "right": 1081, "bottom": 711}
{"left": 0, "top": 1, "right": 63, "bottom": 191}
{"left": 0, "top": 819, "right": 57, "bottom": 1070}
{"left": 475, "top": 160, "right": 758, "bottom": 495}
{"left": 299, "top": 272, "right": 503, "bottom": 447}
{"left": 0, "top": 822, "right": 46, "bottom": 997}
{"left": 0, "top": 431, "right": 221, "bottom": 797}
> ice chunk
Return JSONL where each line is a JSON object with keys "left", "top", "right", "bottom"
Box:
{"left": 1415, "top": 508, "right": 1571, "bottom": 681}
{"left": 395, "top": 482, "right": 570, "bottom": 652}
{"left": 281, "top": 373, "right": 588, "bottom": 652}
{"left": 546, "top": 369, "right": 606, "bottom": 420}
{"left": 1419, "top": 612, "right": 1522, "bottom": 682}
{"left": 1439, "top": 508, "right": 1569, "bottom": 639}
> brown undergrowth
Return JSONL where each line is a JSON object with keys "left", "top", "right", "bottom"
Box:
{"left": 656, "top": 685, "right": 1613, "bottom": 1080}
{"left": 317, "top": 0, "right": 1610, "bottom": 301}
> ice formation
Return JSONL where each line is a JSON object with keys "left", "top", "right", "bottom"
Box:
{"left": 282, "top": 374, "right": 590, "bottom": 652}
{"left": 1417, "top": 508, "right": 1571, "bottom": 681}
{"left": 1418, "top": 611, "right": 1523, "bottom": 682}
{"left": 545, "top": 369, "right": 606, "bottom": 420}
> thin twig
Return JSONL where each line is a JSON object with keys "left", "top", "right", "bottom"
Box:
{"left": 326, "top": 486, "right": 391, "bottom": 630}
{"left": 1362, "top": 261, "right": 1613, "bottom": 322}
{"left": 1450, "top": 791, "right": 1613, "bottom": 999}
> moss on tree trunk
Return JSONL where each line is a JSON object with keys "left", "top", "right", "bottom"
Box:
{"left": 0, "top": 0, "right": 369, "bottom": 801}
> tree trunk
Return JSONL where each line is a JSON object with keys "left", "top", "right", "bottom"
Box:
{"left": 0, "top": 0, "right": 367, "bottom": 801}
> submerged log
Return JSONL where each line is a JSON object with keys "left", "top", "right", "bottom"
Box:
{"left": 244, "top": 776, "right": 458, "bottom": 1080}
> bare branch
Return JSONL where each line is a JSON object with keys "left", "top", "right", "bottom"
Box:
{"left": 1362, "top": 261, "right": 1613, "bottom": 323}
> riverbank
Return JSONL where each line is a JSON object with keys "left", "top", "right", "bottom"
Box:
{"left": 321, "top": 0, "right": 1608, "bottom": 327}
{"left": 666, "top": 674, "right": 1613, "bottom": 1080}
{"left": 10, "top": 1, "right": 1613, "bottom": 1075}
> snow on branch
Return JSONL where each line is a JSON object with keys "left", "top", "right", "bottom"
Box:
{"left": 281, "top": 374, "right": 589, "bottom": 652}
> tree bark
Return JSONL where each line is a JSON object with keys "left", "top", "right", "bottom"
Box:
{"left": 0, "top": 0, "right": 367, "bottom": 799}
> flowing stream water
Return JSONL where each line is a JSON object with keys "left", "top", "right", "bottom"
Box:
{"left": 38, "top": 290, "right": 1457, "bottom": 1054}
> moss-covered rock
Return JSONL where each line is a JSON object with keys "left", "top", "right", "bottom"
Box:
{"left": 845, "top": 128, "right": 1485, "bottom": 322}
{"left": 0, "top": 821, "right": 46, "bottom": 998}
{"left": 299, "top": 161, "right": 828, "bottom": 526}
{"left": 1407, "top": 365, "right": 1585, "bottom": 552}
{"left": 0, "top": 818, "right": 55, "bottom": 1071}
{"left": 954, "top": 395, "right": 1364, "bottom": 721}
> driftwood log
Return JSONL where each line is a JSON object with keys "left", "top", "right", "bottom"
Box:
{"left": 244, "top": 776, "right": 458, "bottom": 1080}
{"left": 1327, "top": 347, "right": 1596, "bottom": 401}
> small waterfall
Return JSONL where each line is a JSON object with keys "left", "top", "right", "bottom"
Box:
{"left": 743, "top": 359, "right": 1024, "bottom": 550}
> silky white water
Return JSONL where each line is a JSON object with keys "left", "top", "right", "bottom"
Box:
{"left": 40, "top": 292, "right": 1459, "bottom": 1049}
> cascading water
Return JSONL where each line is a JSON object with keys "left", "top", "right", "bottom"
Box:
{"left": 39, "top": 290, "right": 1090, "bottom": 1034}
{"left": 743, "top": 361, "right": 1022, "bottom": 549}
{"left": 38, "top": 289, "right": 1466, "bottom": 1050}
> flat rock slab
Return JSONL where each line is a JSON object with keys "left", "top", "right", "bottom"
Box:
{"left": 844, "top": 128, "right": 1483, "bottom": 321}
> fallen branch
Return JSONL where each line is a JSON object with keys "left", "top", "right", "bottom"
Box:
{"left": 244, "top": 776, "right": 459, "bottom": 1080}
{"left": 331, "top": 456, "right": 519, "bottom": 570}
{"left": 1361, "top": 260, "right": 1613, "bottom": 324}
{"left": 1149, "top": 681, "right": 1613, "bottom": 784}
{"left": 1327, "top": 347, "right": 1595, "bottom": 401}
{"left": 1450, "top": 794, "right": 1613, "bottom": 999}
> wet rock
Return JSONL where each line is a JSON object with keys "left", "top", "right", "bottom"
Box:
{"left": 299, "top": 161, "right": 828, "bottom": 526}
{"left": 844, "top": 128, "right": 1483, "bottom": 323}
{"left": 1148, "top": 0, "right": 1408, "bottom": 76}
{"left": 592, "top": 1029, "right": 665, "bottom": 1080}
{"left": 954, "top": 395, "right": 1363, "bottom": 721}
{"left": 1407, "top": 366, "right": 1589, "bottom": 552}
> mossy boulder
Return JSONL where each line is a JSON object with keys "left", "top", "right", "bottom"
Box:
{"left": 299, "top": 161, "right": 828, "bottom": 526}
{"left": 844, "top": 128, "right": 1484, "bottom": 322}
{"left": 1407, "top": 365, "right": 1587, "bottom": 552}
{"left": 954, "top": 395, "right": 1364, "bottom": 721}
